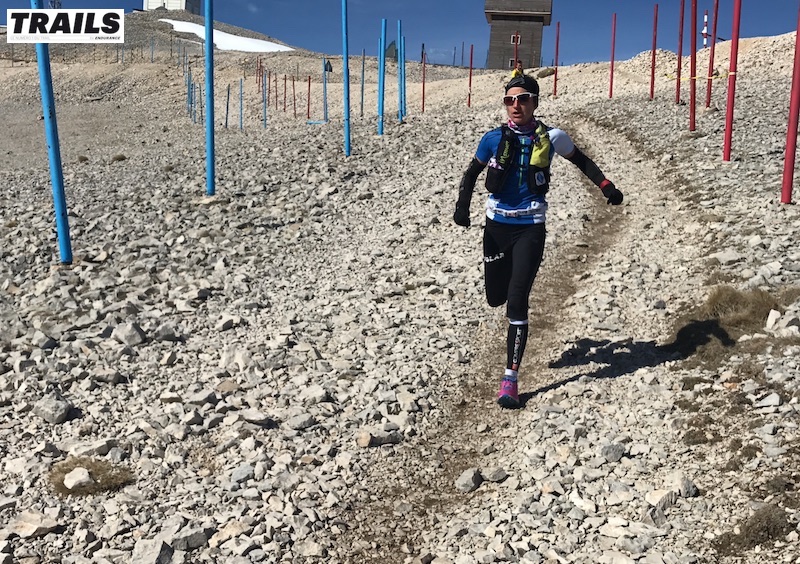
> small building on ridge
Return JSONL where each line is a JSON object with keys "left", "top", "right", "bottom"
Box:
{"left": 142, "top": 0, "right": 201, "bottom": 15}
{"left": 485, "top": 0, "right": 553, "bottom": 69}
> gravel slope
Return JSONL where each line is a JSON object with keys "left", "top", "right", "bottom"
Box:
{"left": 0, "top": 17, "right": 799, "bottom": 564}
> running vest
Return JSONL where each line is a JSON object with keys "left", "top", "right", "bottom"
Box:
{"left": 485, "top": 123, "right": 552, "bottom": 197}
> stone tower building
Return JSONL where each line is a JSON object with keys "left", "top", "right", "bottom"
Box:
{"left": 485, "top": 0, "right": 552, "bottom": 69}
{"left": 142, "top": 0, "right": 201, "bottom": 15}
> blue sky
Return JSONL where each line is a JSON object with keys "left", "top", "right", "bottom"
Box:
{"left": 3, "top": 1, "right": 798, "bottom": 67}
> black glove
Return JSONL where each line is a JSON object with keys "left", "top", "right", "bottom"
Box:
{"left": 601, "top": 181, "right": 623, "bottom": 205}
{"left": 453, "top": 205, "right": 470, "bottom": 227}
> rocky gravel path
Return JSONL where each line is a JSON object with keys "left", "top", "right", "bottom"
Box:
{"left": 0, "top": 17, "right": 799, "bottom": 564}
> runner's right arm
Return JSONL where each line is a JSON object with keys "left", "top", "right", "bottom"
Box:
{"left": 453, "top": 158, "right": 487, "bottom": 227}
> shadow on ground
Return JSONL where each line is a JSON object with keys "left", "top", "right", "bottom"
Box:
{"left": 519, "top": 318, "right": 736, "bottom": 406}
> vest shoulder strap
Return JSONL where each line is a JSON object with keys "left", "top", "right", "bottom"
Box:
{"left": 484, "top": 126, "right": 517, "bottom": 194}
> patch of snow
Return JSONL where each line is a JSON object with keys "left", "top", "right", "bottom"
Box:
{"left": 159, "top": 19, "right": 293, "bottom": 53}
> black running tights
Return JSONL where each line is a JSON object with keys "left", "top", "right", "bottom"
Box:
{"left": 482, "top": 219, "right": 546, "bottom": 322}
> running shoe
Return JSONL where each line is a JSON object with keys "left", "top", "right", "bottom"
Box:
{"left": 497, "top": 378, "right": 519, "bottom": 408}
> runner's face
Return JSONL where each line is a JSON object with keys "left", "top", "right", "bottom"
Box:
{"left": 505, "top": 86, "right": 537, "bottom": 126}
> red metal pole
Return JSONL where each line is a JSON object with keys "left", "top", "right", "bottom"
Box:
{"left": 274, "top": 74, "right": 278, "bottom": 110}
{"left": 650, "top": 4, "right": 658, "bottom": 100}
{"left": 292, "top": 76, "right": 296, "bottom": 118}
{"left": 689, "top": 0, "right": 697, "bottom": 131}
{"left": 781, "top": 4, "right": 800, "bottom": 204}
{"left": 553, "top": 21, "right": 560, "bottom": 97}
{"left": 422, "top": 52, "right": 426, "bottom": 113}
{"left": 267, "top": 70, "right": 271, "bottom": 107}
{"left": 307, "top": 75, "right": 311, "bottom": 119}
{"left": 609, "top": 13, "right": 616, "bottom": 98}
{"left": 705, "top": 0, "right": 719, "bottom": 108}
{"left": 468, "top": 44, "right": 474, "bottom": 107}
{"left": 283, "top": 75, "right": 287, "bottom": 112}
{"left": 676, "top": 0, "right": 685, "bottom": 104}
{"left": 723, "top": 0, "right": 742, "bottom": 161}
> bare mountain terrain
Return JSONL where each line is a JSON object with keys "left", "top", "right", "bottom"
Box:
{"left": 0, "top": 11, "right": 799, "bottom": 564}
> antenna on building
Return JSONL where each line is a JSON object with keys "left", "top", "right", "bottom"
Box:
{"left": 49, "top": 1, "right": 62, "bottom": 8}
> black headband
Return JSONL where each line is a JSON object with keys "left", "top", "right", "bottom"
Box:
{"left": 505, "top": 75, "right": 540, "bottom": 96}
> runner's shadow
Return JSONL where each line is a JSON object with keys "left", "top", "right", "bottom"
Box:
{"left": 518, "top": 319, "right": 736, "bottom": 407}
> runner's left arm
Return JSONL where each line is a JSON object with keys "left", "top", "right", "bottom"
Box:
{"left": 551, "top": 128, "right": 623, "bottom": 205}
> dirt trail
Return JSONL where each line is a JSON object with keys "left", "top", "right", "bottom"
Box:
{"left": 333, "top": 109, "right": 659, "bottom": 562}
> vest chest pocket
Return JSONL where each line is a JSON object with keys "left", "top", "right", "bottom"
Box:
{"left": 528, "top": 165, "right": 551, "bottom": 197}
{"left": 527, "top": 125, "right": 551, "bottom": 197}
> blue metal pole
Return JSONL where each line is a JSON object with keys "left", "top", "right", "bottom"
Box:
{"left": 399, "top": 35, "right": 404, "bottom": 120}
{"left": 322, "top": 58, "right": 329, "bottom": 123}
{"left": 31, "top": 0, "right": 72, "bottom": 264}
{"left": 378, "top": 19, "right": 386, "bottom": 135}
{"left": 187, "top": 68, "right": 192, "bottom": 114}
{"left": 205, "top": 0, "right": 216, "bottom": 196}
{"left": 401, "top": 36, "right": 407, "bottom": 118}
{"left": 239, "top": 78, "right": 243, "bottom": 131}
{"left": 225, "top": 83, "right": 230, "bottom": 129}
{"left": 397, "top": 20, "right": 402, "bottom": 122}
{"left": 398, "top": 36, "right": 403, "bottom": 120}
{"left": 342, "top": 0, "right": 351, "bottom": 156}
{"left": 360, "top": 49, "right": 365, "bottom": 118}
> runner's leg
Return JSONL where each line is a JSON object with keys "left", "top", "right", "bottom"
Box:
{"left": 504, "top": 223, "right": 546, "bottom": 373}
{"left": 483, "top": 220, "right": 513, "bottom": 308}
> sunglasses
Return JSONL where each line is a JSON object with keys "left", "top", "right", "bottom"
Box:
{"left": 502, "top": 92, "right": 537, "bottom": 106}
